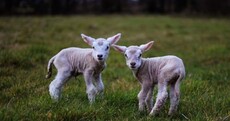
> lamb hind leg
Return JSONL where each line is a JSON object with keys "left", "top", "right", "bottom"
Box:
{"left": 49, "top": 68, "right": 71, "bottom": 101}
{"left": 150, "top": 82, "right": 168, "bottom": 116}
{"left": 168, "top": 81, "right": 180, "bottom": 116}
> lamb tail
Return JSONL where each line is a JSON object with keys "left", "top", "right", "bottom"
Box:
{"left": 46, "top": 55, "right": 56, "bottom": 79}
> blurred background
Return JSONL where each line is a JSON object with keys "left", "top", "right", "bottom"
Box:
{"left": 1, "top": 0, "right": 230, "bottom": 120}
{"left": 1, "top": 0, "right": 230, "bottom": 16}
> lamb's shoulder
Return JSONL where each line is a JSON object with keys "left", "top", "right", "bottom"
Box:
{"left": 134, "top": 58, "right": 157, "bottom": 84}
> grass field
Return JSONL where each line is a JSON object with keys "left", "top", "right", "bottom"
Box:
{"left": 0, "top": 15, "right": 230, "bottom": 120}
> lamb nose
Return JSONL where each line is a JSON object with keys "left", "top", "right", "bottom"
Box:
{"left": 130, "top": 62, "right": 136, "bottom": 66}
{"left": 97, "top": 55, "right": 103, "bottom": 58}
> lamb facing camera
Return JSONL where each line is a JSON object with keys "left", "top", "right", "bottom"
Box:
{"left": 46, "top": 33, "right": 121, "bottom": 103}
{"left": 112, "top": 41, "right": 185, "bottom": 116}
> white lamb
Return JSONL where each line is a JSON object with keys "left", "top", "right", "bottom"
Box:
{"left": 112, "top": 41, "right": 185, "bottom": 116}
{"left": 46, "top": 33, "right": 121, "bottom": 103}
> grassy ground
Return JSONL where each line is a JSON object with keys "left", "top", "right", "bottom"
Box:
{"left": 0, "top": 15, "right": 230, "bottom": 120}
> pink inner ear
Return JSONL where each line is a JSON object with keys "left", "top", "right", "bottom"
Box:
{"left": 146, "top": 43, "right": 152, "bottom": 49}
{"left": 117, "top": 47, "right": 124, "bottom": 52}
{"left": 109, "top": 34, "right": 121, "bottom": 44}
{"left": 140, "top": 42, "right": 153, "bottom": 52}
{"left": 114, "top": 36, "right": 119, "bottom": 41}
{"left": 84, "top": 37, "right": 92, "bottom": 45}
{"left": 83, "top": 37, "right": 94, "bottom": 46}
{"left": 111, "top": 36, "right": 118, "bottom": 44}
{"left": 113, "top": 45, "right": 126, "bottom": 53}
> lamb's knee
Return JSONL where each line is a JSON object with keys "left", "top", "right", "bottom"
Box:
{"left": 137, "top": 92, "right": 142, "bottom": 100}
{"left": 138, "top": 91, "right": 146, "bottom": 103}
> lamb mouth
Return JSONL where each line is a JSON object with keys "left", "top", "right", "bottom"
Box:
{"left": 130, "top": 66, "right": 136, "bottom": 69}
{"left": 98, "top": 57, "right": 103, "bottom": 61}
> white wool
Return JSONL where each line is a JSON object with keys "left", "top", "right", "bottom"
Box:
{"left": 112, "top": 41, "right": 185, "bottom": 116}
{"left": 134, "top": 56, "right": 185, "bottom": 116}
{"left": 46, "top": 33, "right": 121, "bottom": 103}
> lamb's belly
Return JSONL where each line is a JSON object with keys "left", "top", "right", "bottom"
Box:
{"left": 73, "top": 67, "right": 84, "bottom": 77}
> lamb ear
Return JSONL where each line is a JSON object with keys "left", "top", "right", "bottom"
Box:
{"left": 107, "top": 33, "right": 121, "bottom": 45}
{"left": 81, "top": 34, "right": 95, "bottom": 46}
{"left": 112, "top": 44, "right": 127, "bottom": 53}
{"left": 139, "top": 41, "right": 154, "bottom": 52}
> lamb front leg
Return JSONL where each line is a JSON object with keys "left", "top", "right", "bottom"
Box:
{"left": 138, "top": 83, "right": 151, "bottom": 112}
{"left": 145, "top": 85, "right": 154, "bottom": 113}
{"left": 94, "top": 74, "right": 104, "bottom": 97}
{"left": 84, "top": 70, "right": 97, "bottom": 104}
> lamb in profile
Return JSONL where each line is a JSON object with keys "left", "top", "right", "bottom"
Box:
{"left": 112, "top": 41, "right": 185, "bottom": 116}
{"left": 46, "top": 33, "right": 121, "bottom": 103}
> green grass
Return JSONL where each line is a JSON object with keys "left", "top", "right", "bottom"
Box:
{"left": 0, "top": 15, "right": 230, "bottom": 120}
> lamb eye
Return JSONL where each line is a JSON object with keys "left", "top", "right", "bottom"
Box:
{"left": 124, "top": 54, "right": 128, "bottom": 58}
{"left": 105, "top": 46, "right": 109, "bottom": 50}
{"left": 93, "top": 46, "right": 95, "bottom": 49}
{"left": 138, "top": 54, "right": 142, "bottom": 58}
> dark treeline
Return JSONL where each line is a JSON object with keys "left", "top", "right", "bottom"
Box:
{"left": 0, "top": 0, "right": 230, "bottom": 15}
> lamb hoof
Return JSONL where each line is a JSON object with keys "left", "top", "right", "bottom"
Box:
{"left": 149, "top": 110, "right": 159, "bottom": 117}
{"left": 96, "top": 91, "right": 104, "bottom": 99}
{"left": 50, "top": 95, "right": 60, "bottom": 102}
{"left": 168, "top": 110, "right": 176, "bottom": 117}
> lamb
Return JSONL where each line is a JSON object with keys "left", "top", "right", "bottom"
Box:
{"left": 46, "top": 33, "right": 121, "bottom": 103}
{"left": 112, "top": 41, "right": 185, "bottom": 116}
